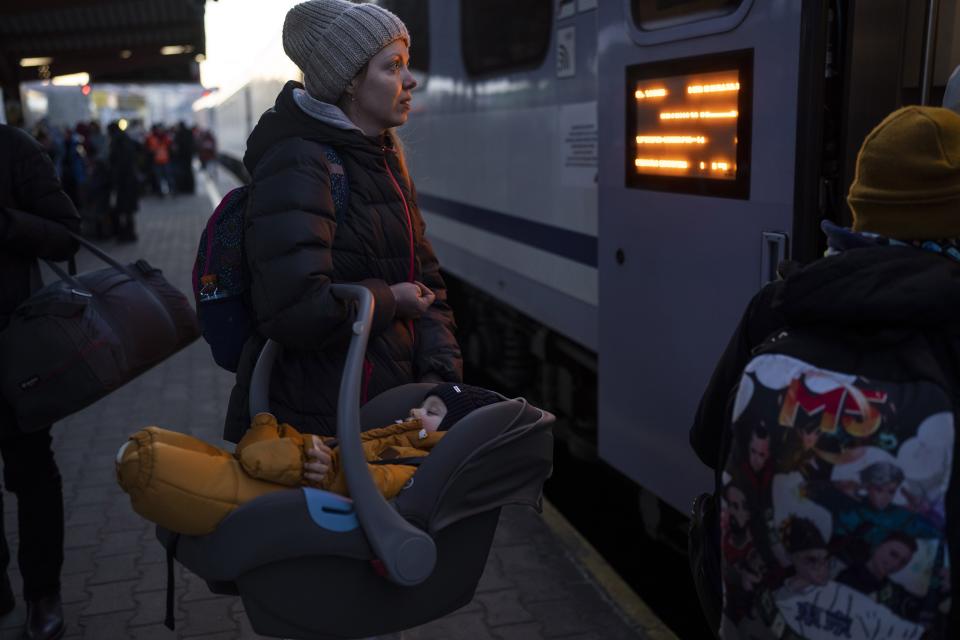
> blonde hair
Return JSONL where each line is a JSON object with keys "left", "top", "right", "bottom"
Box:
{"left": 385, "top": 128, "right": 412, "bottom": 190}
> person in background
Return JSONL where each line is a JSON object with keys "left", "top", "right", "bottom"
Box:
{"left": 172, "top": 121, "right": 195, "bottom": 194}
{"left": 60, "top": 128, "right": 87, "bottom": 210}
{"left": 85, "top": 121, "right": 112, "bottom": 238}
{"left": 107, "top": 121, "right": 140, "bottom": 242}
{"left": 0, "top": 123, "right": 81, "bottom": 639}
{"left": 145, "top": 125, "right": 173, "bottom": 196}
{"left": 197, "top": 129, "right": 217, "bottom": 175}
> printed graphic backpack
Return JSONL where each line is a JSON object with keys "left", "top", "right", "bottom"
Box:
{"left": 192, "top": 144, "right": 349, "bottom": 371}
{"left": 702, "top": 326, "right": 956, "bottom": 639}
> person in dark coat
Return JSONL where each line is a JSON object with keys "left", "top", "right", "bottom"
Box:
{"left": 107, "top": 122, "right": 141, "bottom": 242}
{"left": 690, "top": 106, "right": 960, "bottom": 638}
{"left": 0, "top": 123, "right": 81, "bottom": 639}
{"left": 223, "top": 0, "right": 462, "bottom": 445}
{"left": 172, "top": 121, "right": 195, "bottom": 194}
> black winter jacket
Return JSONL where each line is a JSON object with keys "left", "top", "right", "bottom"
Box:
{"left": 109, "top": 129, "right": 140, "bottom": 215}
{"left": 224, "top": 82, "right": 462, "bottom": 441}
{"left": 689, "top": 246, "right": 960, "bottom": 637}
{"left": 690, "top": 246, "right": 960, "bottom": 470}
{"left": 0, "top": 124, "right": 81, "bottom": 329}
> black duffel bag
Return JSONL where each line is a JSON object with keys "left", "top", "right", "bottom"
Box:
{"left": 0, "top": 234, "right": 200, "bottom": 432}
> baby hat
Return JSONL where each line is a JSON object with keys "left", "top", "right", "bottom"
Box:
{"left": 282, "top": 0, "right": 409, "bottom": 103}
{"left": 848, "top": 106, "right": 960, "bottom": 240}
{"left": 426, "top": 383, "right": 503, "bottom": 431}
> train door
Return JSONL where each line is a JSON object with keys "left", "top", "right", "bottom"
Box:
{"left": 596, "top": 0, "right": 804, "bottom": 511}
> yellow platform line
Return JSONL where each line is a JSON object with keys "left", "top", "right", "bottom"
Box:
{"left": 541, "top": 500, "right": 680, "bottom": 640}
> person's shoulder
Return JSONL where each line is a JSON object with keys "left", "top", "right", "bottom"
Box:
{"left": 253, "top": 136, "right": 333, "bottom": 178}
{"left": 0, "top": 124, "right": 43, "bottom": 156}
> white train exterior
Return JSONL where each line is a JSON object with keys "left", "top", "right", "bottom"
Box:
{"left": 196, "top": 0, "right": 960, "bottom": 517}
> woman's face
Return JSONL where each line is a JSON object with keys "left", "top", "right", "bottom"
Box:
{"left": 348, "top": 40, "right": 417, "bottom": 135}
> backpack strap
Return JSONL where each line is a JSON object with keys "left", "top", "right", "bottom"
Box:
{"left": 318, "top": 144, "right": 349, "bottom": 225}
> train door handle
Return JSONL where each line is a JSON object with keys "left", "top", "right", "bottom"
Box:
{"left": 760, "top": 232, "right": 789, "bottom": 287}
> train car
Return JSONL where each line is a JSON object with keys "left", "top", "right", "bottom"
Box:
{"left": 198, "top": 0, "right": 960, "bottom": 524}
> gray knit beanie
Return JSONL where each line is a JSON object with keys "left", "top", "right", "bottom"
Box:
{"left": 282, "top": 0, "right": 410, "bottom": 103}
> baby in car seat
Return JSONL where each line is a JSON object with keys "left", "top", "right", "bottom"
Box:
{"left": 116, "top": 384, "right": 501, "bottom": 536}
{"left": 301, "top": 383, "right": 501, "bottom": 495}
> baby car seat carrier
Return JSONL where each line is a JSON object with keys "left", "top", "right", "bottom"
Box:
{"left": 156, "top": 284, "right": 555, "bottom": 639}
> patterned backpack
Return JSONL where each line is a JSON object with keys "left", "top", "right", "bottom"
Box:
{"left": 705, "top": 326, "right": 956, "bottom": 639}
{"left": 192, "top": 144, "right": 349, "bottom": 371}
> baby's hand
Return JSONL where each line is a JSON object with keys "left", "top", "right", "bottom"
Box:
{"left": 303, "top": 435, "right": 333, "bottom": 486}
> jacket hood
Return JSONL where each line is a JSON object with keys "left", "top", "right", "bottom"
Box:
{"left": 243, "top": 80, "right": 384, "bottom": 173}
{"left": 774, "top": 245, "right": 960, "bottom": 327}
{"left": 291, "top": 87, "right": 362, "bottom": 134}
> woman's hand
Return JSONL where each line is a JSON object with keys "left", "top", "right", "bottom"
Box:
{"left": 390, "top": 281, "right": 435, "bottom": 319}
{"left": 303, "top": 435, "right": 333, "bottom": 486}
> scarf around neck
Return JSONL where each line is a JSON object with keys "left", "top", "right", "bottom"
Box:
{"left": 821, "top": 219, "right": 960, "bottom": 263}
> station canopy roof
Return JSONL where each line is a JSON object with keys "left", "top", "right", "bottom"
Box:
{"left": 0, "top": 0, "right": 208, "bottom": 86}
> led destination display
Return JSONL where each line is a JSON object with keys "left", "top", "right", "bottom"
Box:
{"left": 625, "top": 51, "right": 752, "bottom": 199}
{"left": 633, "top": 69, "right": 739, "bottom": 179}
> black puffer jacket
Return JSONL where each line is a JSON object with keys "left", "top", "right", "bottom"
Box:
{"left": 690, "top": 246, "right": 960, "bottom": 470}
{"left": 689, "top": 246, "right": 960, "bottom": 637}
{"left": 0, "top": 124, "right": 81, "bottom": 329}
{"left": 224, "top": 82, "right": 462, "bottom": 441}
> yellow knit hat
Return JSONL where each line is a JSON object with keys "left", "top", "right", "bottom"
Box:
{"left": 848, "top": 106, "right": 960, "bottom": 240}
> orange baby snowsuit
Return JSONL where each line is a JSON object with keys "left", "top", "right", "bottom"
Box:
{"left": 116, "top": 414, "right": 443, "bottom": 535}
{"left": 319, "top": 418, "right": 444, "bottom": 498}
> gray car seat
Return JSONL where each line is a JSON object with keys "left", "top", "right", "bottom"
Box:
{"left": 155, "top": 284, "right": 555, "bottom": 639}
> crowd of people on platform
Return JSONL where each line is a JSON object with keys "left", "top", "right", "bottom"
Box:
{"left": 28, "top": 119, "right": 217, "bottom": 243}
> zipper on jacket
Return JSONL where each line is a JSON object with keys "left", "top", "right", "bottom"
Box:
{"left": 361, "top": 357, "right": 374, "bottom": 405}
{"left": 382, "top": 151, "right": 417, "bottom": 339}
{"left": 382, "top": 152, "right": 415, "bottom": 283}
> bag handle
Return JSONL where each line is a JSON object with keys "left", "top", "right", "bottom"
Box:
{"left": 43, "top": 232, "right": 141, "bottom": 292}
{"left": 44, "top": 258, "right": 89, "bottom": 295}
{"left": 249, "top": 284, "right": 437, "bottom": 588}
{"left": 67, "top": 231, "right": 138, "bottom": 277}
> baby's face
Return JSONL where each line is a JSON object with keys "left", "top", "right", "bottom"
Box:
{"left": 408, "top": 396, "right": 448, "bottom": 432}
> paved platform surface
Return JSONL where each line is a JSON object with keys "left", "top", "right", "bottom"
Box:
{"left": 0, "top": 169, "right": 669, "bottom": 640}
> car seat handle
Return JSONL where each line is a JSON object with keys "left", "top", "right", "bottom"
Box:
{"left": 248, "top": 284, "right": 437, "bottom": 587}
{"left": 332, "top": 284, "right": 437, "bottom": 585}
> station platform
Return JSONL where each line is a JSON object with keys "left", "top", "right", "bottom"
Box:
{"left": 0, "top": 168, "right": 677, "bottom": 640}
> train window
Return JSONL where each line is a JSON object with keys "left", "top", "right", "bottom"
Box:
{"left": 460, "top": 0, "right": 552, "bottom": 76}
{"left": 625, "top": 50, "right": 753, "bottom": 199}
{"left": 376, "top": 0, "right": 430, "bottom": 73}
{"left": 631, "top": 0, "right": 744, "bottom": 30}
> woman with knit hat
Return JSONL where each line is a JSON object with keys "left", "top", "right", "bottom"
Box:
{"left": 223, "top": 0, "right": 462, "bottom": 446}
{"left": 690, "top": 105, "right": 960, "bottom": 639}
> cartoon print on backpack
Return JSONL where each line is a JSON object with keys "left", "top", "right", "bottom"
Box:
{"left": 719, "top": 353, "right": 953, "bottom": 640}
